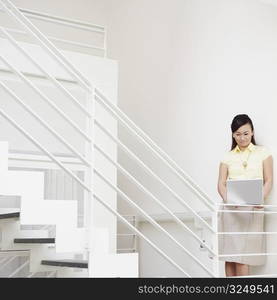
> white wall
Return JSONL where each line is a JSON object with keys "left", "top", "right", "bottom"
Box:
{"left": 106, "top": 0, "right": 277, "bottom": 276}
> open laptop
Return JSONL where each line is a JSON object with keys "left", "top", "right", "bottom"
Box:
{"left": 226, "top": 178, "right": 263, "bottom": 205}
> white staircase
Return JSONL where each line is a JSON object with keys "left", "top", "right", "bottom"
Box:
{"left": 0, "top": 0, "right": 219, "bottom": 278}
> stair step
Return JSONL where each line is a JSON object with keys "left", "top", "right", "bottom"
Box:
{"left": 0, "top": 212, "right": 20, "bottom": 219}
{"left": 14, "top": 238, "right": 55, "bottom": 244}
{"left": 41, "top": 259, "right": 88, "bottom": 268}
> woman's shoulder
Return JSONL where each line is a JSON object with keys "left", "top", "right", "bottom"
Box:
{"left": 220, "top": 150, "right": 233, "bottom": 164}
{"left": 254, "top": 144, "right": 272, "bottom": 160}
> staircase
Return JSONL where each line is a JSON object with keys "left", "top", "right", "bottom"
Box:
{"left": 0, "top": 0, "right": 219, "bottom": 277}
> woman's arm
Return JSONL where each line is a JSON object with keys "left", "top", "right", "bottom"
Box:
{"left": 263, "top": 155, "right": 273, "bottom": 200}
{"left": 217, "top": 162, "right": 228, "bottom": 203}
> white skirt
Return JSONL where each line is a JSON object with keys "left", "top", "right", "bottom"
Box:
{"left": 218, "top": 205, "right": 266, "bottom": 266}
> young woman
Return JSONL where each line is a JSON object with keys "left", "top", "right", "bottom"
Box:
{"left": 217, "top": 114, "right": 273, "bottom": 277}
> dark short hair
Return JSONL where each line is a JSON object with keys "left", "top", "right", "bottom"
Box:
{"left": 230, "top": 114, "right": 256, "bottom": 150}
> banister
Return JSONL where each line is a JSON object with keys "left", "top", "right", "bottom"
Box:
{"left": 18, "top": 8, "right": 105, "bottom": 33}
{"left": 94, "top": 194, "right": 191, "bottom": 277}
{"left": 94, "top": 143, "right": 216, "bottom": 245}
{"left": 1, "top": 1, "right": 215, "bottom": 217}
{"left": 1, "top": 0, "right": 215, "bottom": 214}
{"left": 0, "top": 26, "right": 91, "bottom": 117}
{"left": 95, "top": 119, "right": 215, "bottom": 232}
{"left": 0, "top": 108, "right": 214, "bottom": 277}
{"left": 0, "top": 54, "right": 92, "bottom": 142}
{"left": 0, "top": 0, "right": 91, "bottom": 91}
{"left": 94, "top": 168, "right": 215, "bottom": 276}
{"left": 0, "top": 26, "right": 105, "bottom": 55}
{"left": 0, "top": 108, "right": 91, "bottom": 193}
{"left": 0, "top": 81, "right": 91, "bottom": 167}
{"left": 0, "top": 7, "right": 106, "bottom": 32}
{"left": 0, "top": 0, "right": 220, "bottom": 277}
{"left": 94, "top": 89, "right": 215, "bottom": 210}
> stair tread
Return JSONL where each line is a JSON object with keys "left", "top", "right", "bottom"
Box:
{"left": 14, "top": 237, "right": 55, "bottom": 243}
{"left": 0, "top": 212, "right": 20, "bottom": 219}
{"left": 41, "top": 259, "right": 88, "bottom": 268}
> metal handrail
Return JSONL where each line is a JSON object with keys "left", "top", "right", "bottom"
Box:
{"left": 0, "top": 63, "right": 215, "bottom": 245}
{"left": 0, "top": 81, "right": 90, "bottom": 167}
{"left": 0, "top": 54, "right": 92, "bottom": 142}
{"left": 95, "top": 143, "right": 216, "bottom": 254}
{"left": 0, "top": 7, "right": 105, "bottom": 32}
{"left": 8, "top": 153, "right": 85, "bottom": 167}
{"left": 95, "top": 119, "right": 215, "bottom": 232}
{"left": 1, "top": 41, "right": 216, "bottom": 240}
{"left": 7, "top": 145, "right": 216, "bottom": 255}
{"left": 1, "top": 0, "right": 215, "bottom": 215}
{"left": 94, "top": 168, "right": 214, "bottom": 276}
{"left": 0, "top": 108, "right": 91, "bottom": 192}
{"left": 0, "top": 0, "right": 91, "bottom": 90}
{"left": 0, "top": 26, "right": 105, "bottom": 52}
{"left": 19, "top": 7, "right": 107, "bottom": 56}
{"left": 18, "top": 8, "right": 105, "bottom": 33}
{"left": 0, "top": 108, "right": 214, "bottom": 277}
{"left": 0, "top": 0, "right": 219, "bottom": 276}
{"left": 0, "top": 26, "right": 91, "bottom": 117}
{"left": 94, "top": 194, "right": 190, "bottom": 277}
{"left": 94, "top": 89, "right": 215, "bottom": 210}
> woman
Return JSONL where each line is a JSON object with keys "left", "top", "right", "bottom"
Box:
{"left": 217, "top": 114, "right": 273, "bottom": 277}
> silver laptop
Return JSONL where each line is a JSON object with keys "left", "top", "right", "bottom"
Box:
{"left": 226, "top": 179, "right": 263, "bottom": 205}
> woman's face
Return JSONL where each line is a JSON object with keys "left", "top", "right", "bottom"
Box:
{"left": 233, "top": 123, "right": 253, "bottom": 148}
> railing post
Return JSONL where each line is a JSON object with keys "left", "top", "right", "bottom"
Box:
{"left": 212, "top": 207, "right": 220, "bottom": 277}
{"left": 84, "top": 87, "right": 95, "bottom": 260}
